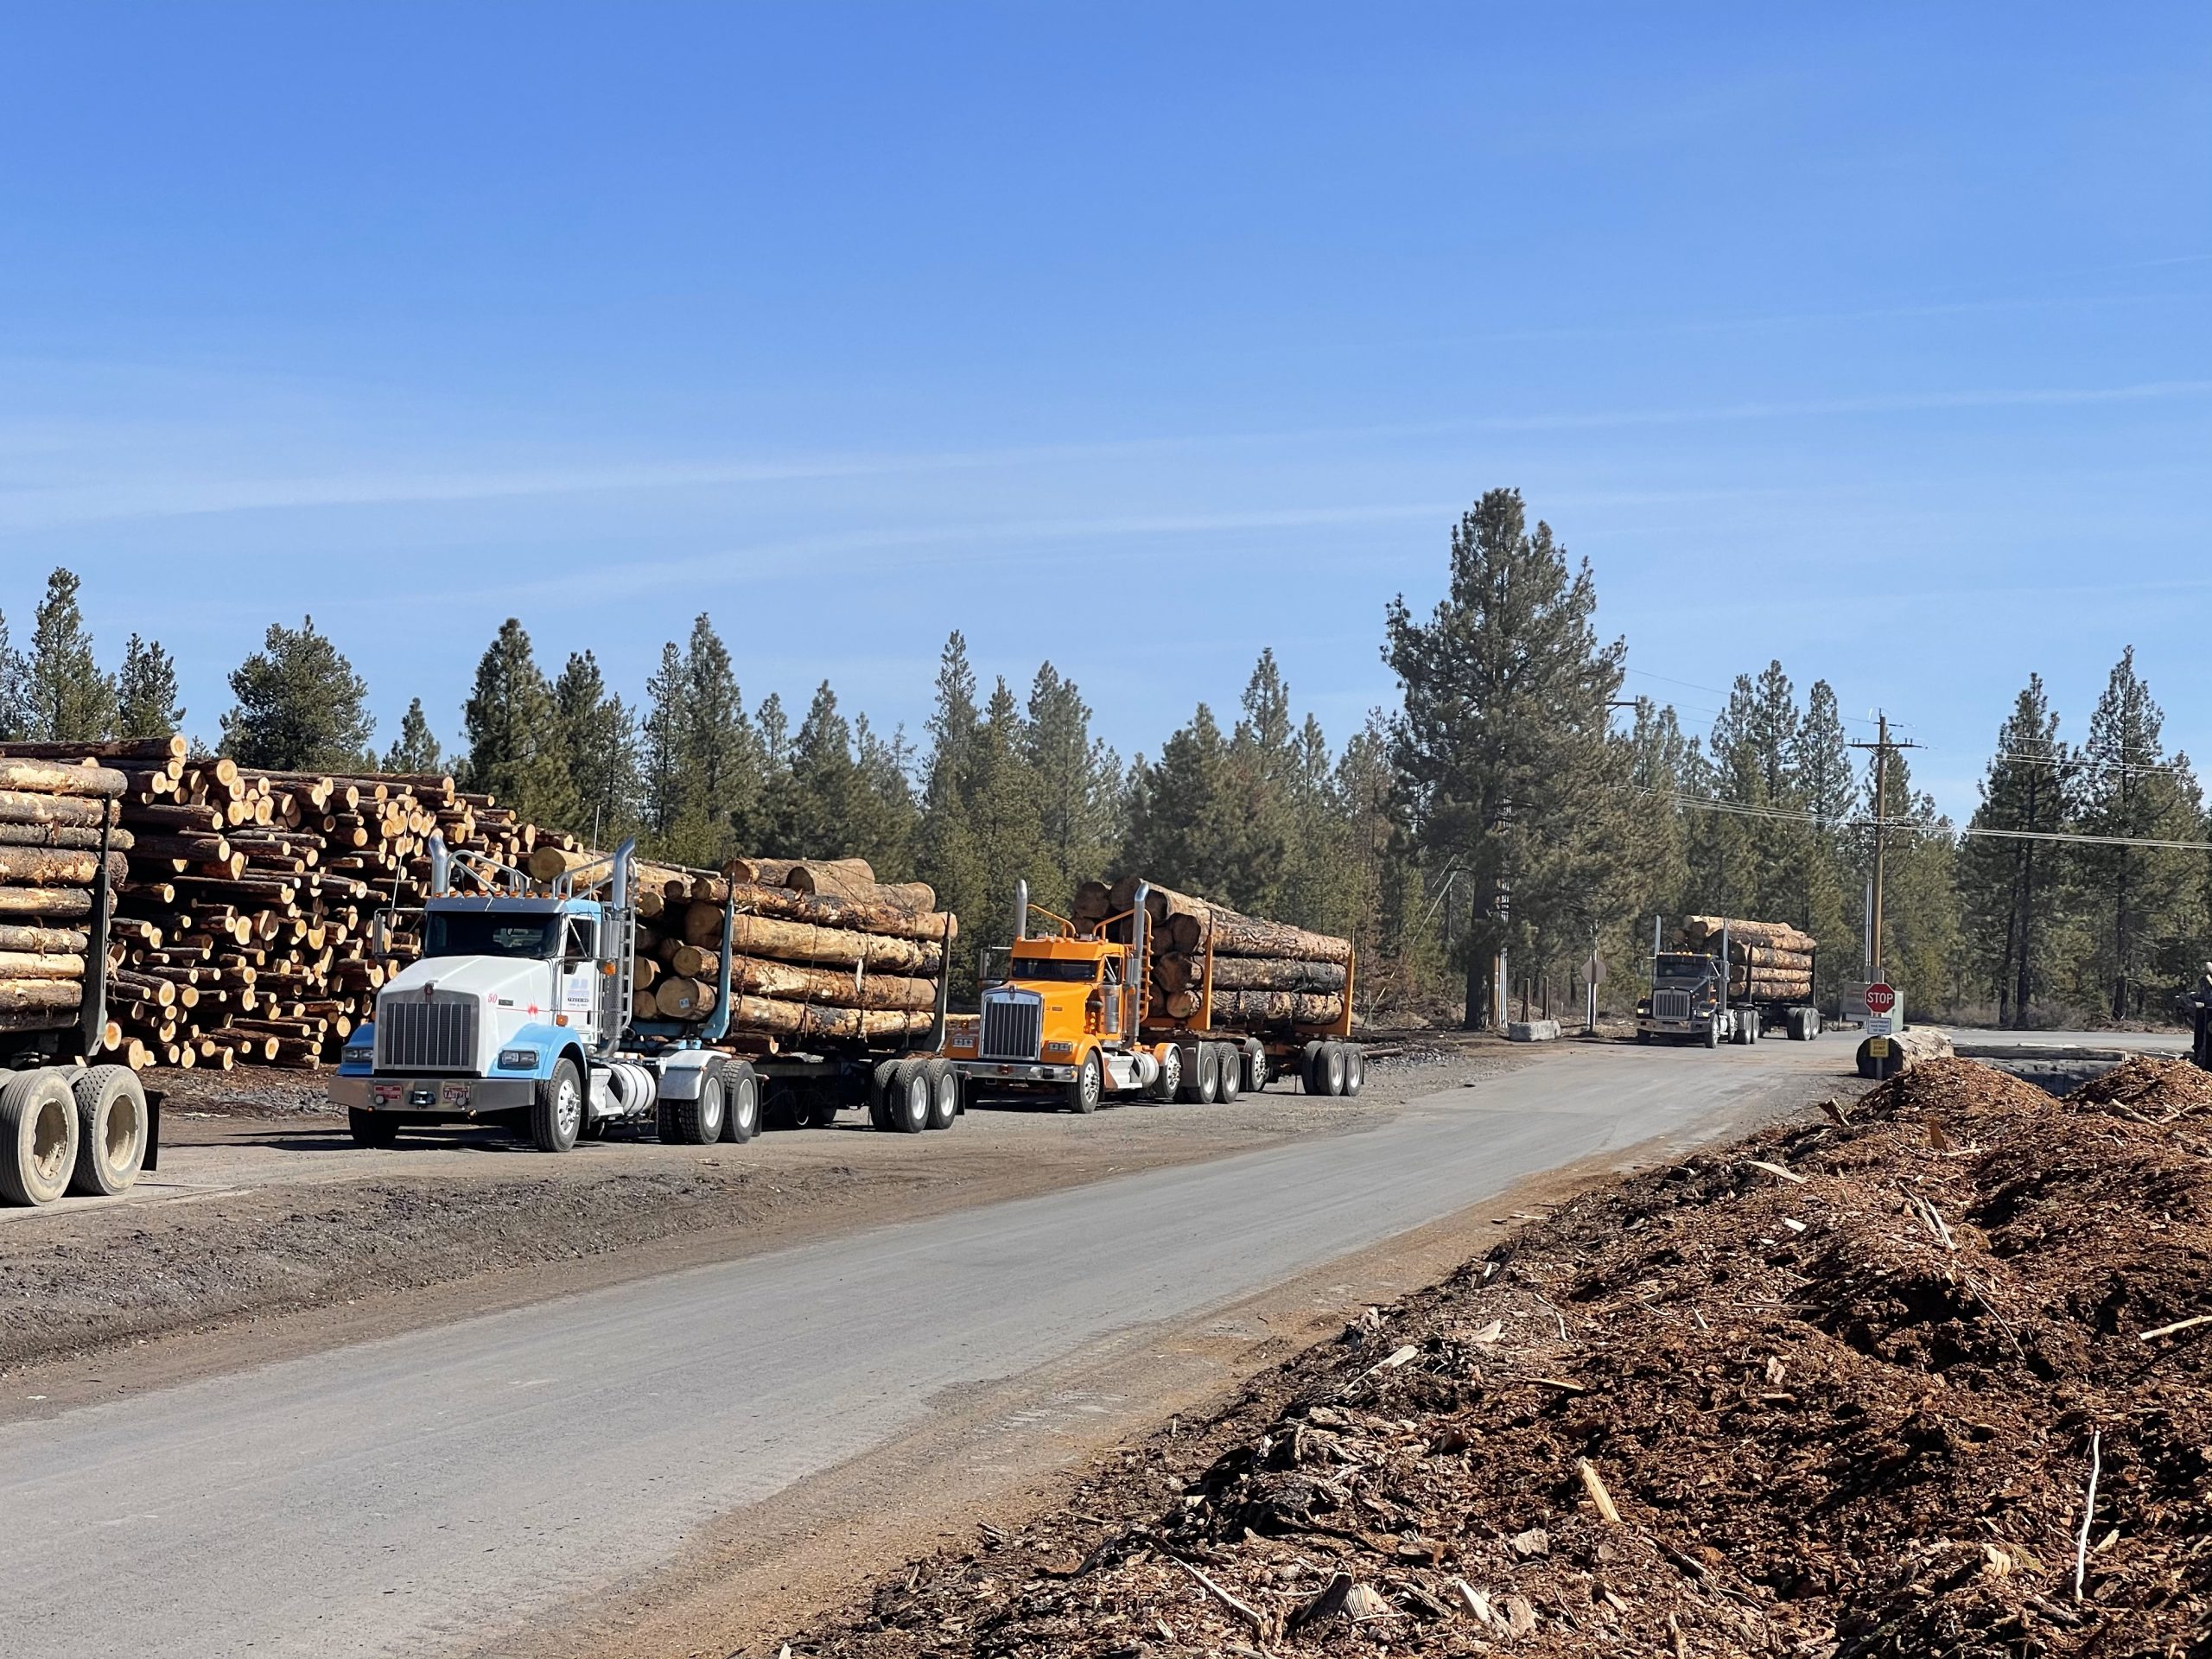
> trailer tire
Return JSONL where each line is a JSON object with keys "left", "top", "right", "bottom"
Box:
{"left": 663, "top": 1069, "right": 726, "bottom": 1145}
{"left": 0, "top": 1071, "right": 79, "bottom": 1206}
{"left": 1321, "top": 1042, "right": 1349, "bottom": 1096}
{"left": 530, "top": 1058, "right": 584, "bottom": 1153}
{"left": 1193, "top": 1044, "right": 1221, "bottom": 1104}
{"left": 1341, "top": 1046, "right": 1365, "bottom": 1098}
{"left": 1215, "top": 1044, "right": 1242, "bottom": 1103}
{"left": 68, "top": 1065, "right": 149, "bottom": 1197}
{"left": 925, "top": 1058, "right": 959, "bottom": 1129}
{"left": 721, "top": 1065, "right": 760, "bottom": 1142}
{"left": 1299, "top": 1039, "right": 1327, "bottom": 1094}
{"left": 1147, "top": 1044, "right": 1180, "bottom": 1103}
{"left": 1242, "top": 1042, "right": 1267, "bottom": 1094}
{"left": 1065, "top": 1051, "right": 1103, "bottom": 1116}
{"left": 348, "top": 1108, "right": 399, "bottom": 1147}
{"left": 868, "top": 1058, "right": 899, "bottom": 1129}
{"left": 885, "top": 1059, "right": 931, "bottom": 1132}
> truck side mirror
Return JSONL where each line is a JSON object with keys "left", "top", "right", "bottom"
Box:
{"left": 369, "top": 912, "right": 391, "bottom": 961}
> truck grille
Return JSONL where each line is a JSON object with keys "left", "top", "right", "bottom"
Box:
{"left": 980, "top": 992, "right": 1043, "bottom": 1061}
{"left": 377, "top": 993, "right": 479, "bottom": 1071}
{"left": 1653, "top": 989, "right": 1692, "bottom": 1020}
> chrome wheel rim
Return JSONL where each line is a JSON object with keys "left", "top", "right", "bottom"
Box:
{"left": 555, "top": 1075, "right": 582, "bottom": 1140}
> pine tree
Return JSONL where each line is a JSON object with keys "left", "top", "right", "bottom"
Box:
{"left": 221, "top": 616, "right": 375, "bottom": 771}
{"left": 383, "top": 697, "right": 444, "bottom": 773}
{"left": 1224, "top": 651, "right": 1298, "bottom": 915}
{"left": 114, "top": 634, "right": 183, "bottom": 739}
{"left": 24, "top": 569, "right": 116, "bottom": 741}
{"left": 1022, "top": 663, "right": 1122, "bottom": 914}
{"left": 849, "top": 715, "right": 918, "bottom": 876}
{"left": 1956, "top": 676, "right": 2071, "bottom": 1025}
{"left": 551, "top": 652, "right": 639, "bottom": 845}
{"left": 0, "top": 608, "right": 25, "bottom": 740}
{"left": 914, "top": 632, "right": 988, "bottom": 957}
{"left": 2075, "top": 648, "right": 2204, "bottom": 1018}
{"left": 640, "top": 617, "right": 761, "bottom": 864}
{"left": 461, "top": 620, "right": 575, "bottom": 830}
{"left": 769, "top": 682, "right": 860, "bottom": 858}
{"left": 1122, "top": 702, "right": 1244, "bottom": 901}
{"left": 1859, "top": 747, "right": 1964, "bottom": 1018}
{"left": 962, "top": 677, "right": 1046, "bottom": 955}
{"left": 1384, "top": 489, "right": 1635, "bottom": 1027}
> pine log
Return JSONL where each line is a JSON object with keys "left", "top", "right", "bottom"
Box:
{"left": 0, "top": 887, "right": 93, "bottom": 918}
{"left": 653, "top": 977, "right": 718, "bottom": 1019}
{"left": 1205, "top": 955, "right": 1349, "bottom": 992}
{"left": 723, "top": 880, "right": 957, "bottom": 944}
{"left": 0, "top": 847, "right": 128, "bottom": 887}
{"left": 1071, "top": 880, "right": 1115, "bottom": 926}
{"left": 724, "top": 912, "right": 942, "bottom": 975}
{"left": 722, "top": 952, "right": 936, "bottom": 1010}
{"left": 0, "top": 821, "right": 130, "bottom": 851}
{"left": 0, "top": 1006, "right": 80, "bottom": 1033}
{"left": 0, "top": 951, "right": 86, "bottom": 979}
{"left": 0, "top": 758, "right": 129, "bottom": 798}
{"left": 721, "top": 995, "right": 931, "bottom": 1044}
{"left": 1208, "top": 988, "right": 1345, "bottom": 1026}
{"left": 0, "top": 977, "right": 84, "bottom": 1012}
{"left": 0, "top": 736, "right": 186, "bottom": 763}
{"left": 780, "top": 858, "right": 877, "bottom": 899}
{"left": 1682, "top": 915, "right": 1817, "bottom": 954}
{"left": 0, "top": 788, "right": 111, "bottom": 827}
{"left": 0, "top": 924, "right": 89, "bottom": 953}
{"left": 1733, "top": 944, "right": 1814, "bottom": 970}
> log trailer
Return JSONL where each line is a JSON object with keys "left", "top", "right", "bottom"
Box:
{"left": 1634, "top": 915, "right": 1822, "bottom": 1047}
{"left": 943, "top": 880, "right": 1364, "bottom": 1111}
{"left": 331, "top": 837, "right": 957, "bottom": 1148}
{"left": 0, "top": 830, "right": 159, "bottom": 1207}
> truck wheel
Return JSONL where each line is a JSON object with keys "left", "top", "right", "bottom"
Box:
{"left": 1635, "top": 1027, "right": 1651, "bottom": 1044}
{"left": 530, "top": 1058, "right": 584, "bottom": 1153}
{"left": 1065, "top": 1051, "right": 1103, "bottom": 1115}
{"left": 1242, "top": 1043, "right": 1267, "bottom": 1094}
{"left": 868, "top": 1058, "right": 899, "bottom": 1130}
{"left": 1341, "top": 1046, "right": 1365, "bottom": 1098}
{"left": 1299, "top": 1040, "right": 1326, "bottom": 1093}
{"left": 69, "top": 1065, "right": 149, "bottom": 1196}
{"left": 1703, "top": 1016, "right": 1719, "bottom": 1050}
{"left": 1808, "top": 1009, "right": 1821, "bottom": 1039}
{"left": 1193, "top": 1044, "right": 1221, "bottom": 1104}
{"left": 348, "top": 1108, "right": 399, "bottom": 1148}
{"left": 1320, "top": 1042, "right": 1349, "bottom": 1096}
{"left": 721, "top": 1065, "right": 760, "bottom": 1142}
{"left": 1147, "top": 1045, "right": 1180, "bottom": 1103}
{"left": 885, "top": 1059, "right": 930, "bottom": 1132}
{"left": 1173, "top": 1041, "right": 1205, "bottom": 1104}
{"left": 1215, "top": 1044, "right": 1242, "bottom": 1103}
{"left": 925, "top": 1058, "right": 959, "bottom": 1129}
{"left": 0, "top": 1071, "right": 79, "bottom": 1206}
{"left": 663, "top": 1069, "right": 726, "bottom": 1145}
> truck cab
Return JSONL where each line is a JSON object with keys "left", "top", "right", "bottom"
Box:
{"left": 330, "top": 837, "right": 747, "bottom": 1152}
{"left": 944, "top": 893, "right": 1173, "bottom": 1113}
{"left": 1636, "top": 950, "right": 1734, "bottom": 1047}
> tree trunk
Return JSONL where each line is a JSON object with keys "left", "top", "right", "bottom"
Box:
{"left": 0, "top": 924, "right": 89, "bottom": 953}
{"left": 721, "top": 995, "right": 931, "bottom": 1044}
{"left": 0, "top": 788, "right": 112, "bottom": 827}
{"left": 0, "top": 951, "right": 86, "bottom": 978}
{"left": 781, "top": 858, "right": 878, "bottom": 899}
{"left": 1210, "top": 989, "right": 1344, "bottom": 1025}
{"left": 0, "top": 977, "right": 83, "bottom": 1011}
{"left": 724, "top": 911, "right": 942, "bottom": 974}
{"left": 0, "top": 887, "right": 93, "bottom": 918}
{"left": 1205, "top": 955, "right": 1349, "bottom": 992}
{"left": 0, "top": 758, "right": 130, "bottom": 798}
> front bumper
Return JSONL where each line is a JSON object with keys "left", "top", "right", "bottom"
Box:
{"left": 948, "top": 1058, "right": 1075, "bottom": 1084}
{"left": 328, "top": 1075, "right": 537, "bottom": 1114}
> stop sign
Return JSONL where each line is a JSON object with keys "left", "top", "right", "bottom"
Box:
{"left": 1866, "top": 982, "right": 1896, "bottom": 1016}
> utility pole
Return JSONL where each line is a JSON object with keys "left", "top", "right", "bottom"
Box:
{"left": 1850, "top": 713, "right": 1920, "bottom": 980}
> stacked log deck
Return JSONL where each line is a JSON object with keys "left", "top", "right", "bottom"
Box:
{"left": 1679, "top": 915, "right": 1817, "bottom": 1002}
{"left": 525, "top": 848, "right": 955, "bottom": 1052}
{"left": 0, "top": 753, "right": 129, "bottom": 1053}
{"left": 1, "top": 739, "right": 534, "bottom": 1070}
{"left": 1077, "top": 874, "right": 1353, "bottom": 1034}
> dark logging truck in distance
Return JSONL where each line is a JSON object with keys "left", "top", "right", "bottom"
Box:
{"left": 1635, "top": 914, "right": 1821, "bottom": 1047}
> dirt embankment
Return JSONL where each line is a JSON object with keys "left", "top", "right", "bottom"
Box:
{"left": 788, "top": 1056, "right": 2212, "bottom": 1656}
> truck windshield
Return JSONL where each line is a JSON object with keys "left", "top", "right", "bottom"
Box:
{"left": 1656, "top": 957, "right": 1710, "bottom": 982}
{"left": 423, "top": 912, "right": 560, "bottom": 961}
{"left": 1013, "top": 959, "right": 1098, "bottom": 983}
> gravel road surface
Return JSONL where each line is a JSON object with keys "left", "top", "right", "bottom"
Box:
{"left": 0, "top": 1039, "right": 1848, "bottom": 1658}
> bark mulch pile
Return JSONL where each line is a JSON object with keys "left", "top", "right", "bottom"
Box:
{"left": 782, "top": 1057, "right": 2211, "bottom": 1658}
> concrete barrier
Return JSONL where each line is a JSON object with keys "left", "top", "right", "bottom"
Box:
{"left": 1507, "top": 1019, "right": 1561, "bottom": 1043}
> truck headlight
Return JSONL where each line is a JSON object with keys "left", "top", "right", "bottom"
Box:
{"left": 498, "top": 1047, "right": 540, "bottom": 1071}
{"left": 342, "top": 1043, "right": 372, "bottom": 1065}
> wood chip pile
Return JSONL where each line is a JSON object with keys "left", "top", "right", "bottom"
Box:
{"left": 1075, "top": 875, "right": 1352, "bottom": 1029}
{"left": 0, "top": 754, "right": 129, "bottom": 1048}
{"left": 788, "top": 1056, "right": 2211, "bottom": 1656}
{"left": 527, "top": 849, "right": 955, "bottom": 1052}
{"left": 0, "top": 739, "right": 535, "bottom": 1070}
{"left": 1681, "top": 914, "right": 1816, "bottom": 1001}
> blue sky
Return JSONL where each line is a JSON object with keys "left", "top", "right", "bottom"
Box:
{"left": 1, "top": 4, "right": 2205, "bottom": 817}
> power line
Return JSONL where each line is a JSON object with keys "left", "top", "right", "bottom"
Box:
{"left": 1656, "top": 791, "right": 2212, "bottom": 852}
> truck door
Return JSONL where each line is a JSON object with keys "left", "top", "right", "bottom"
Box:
{"left": 558, "top": 916, "right": 600, "bottom": 1039}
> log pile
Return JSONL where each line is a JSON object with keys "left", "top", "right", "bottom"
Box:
{"left": 0, "top": 756, "right": 128, "bottom": 1050}
{"left": 531, "top": 849, "right": 956, "bottom": 1052}
{"left": 1077, "top": 875, "right": 1352, "bottom": 1031}
{"left": 1, "top": 739, "right": 536, "bottom": 1070}
{"left": 1680, "top": 915, "right": 1816, "bottom": 1003}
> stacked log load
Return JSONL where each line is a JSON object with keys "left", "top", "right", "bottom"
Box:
{"left": 524, "top": 849, "right": 954, "bottom": 1051}
{"left": 0, "top": 755, "right": 129, "bottom": 1051}
{"left": 1074, "top": 874, "right": 1352, "bottom": 1029}
{"left": 0, "top": 739, "right": 535, "bottom": 1070}
{"left": 1680, "top": 914, "right": 1816, "bottom": 1001}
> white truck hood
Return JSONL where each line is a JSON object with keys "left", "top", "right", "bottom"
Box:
{"left": 380, "top": 954, "right": 555, "bottom": 1011}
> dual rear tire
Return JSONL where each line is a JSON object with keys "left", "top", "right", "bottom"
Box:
{"left": 0, "top": 1065, "right": 152, "bottom": 1206}
{"left": 1299, "top": 1040, "right": 1364, "bottom": 1098}
{"left": 875, "top": 1058, "right": 959, "bottom": 1131}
